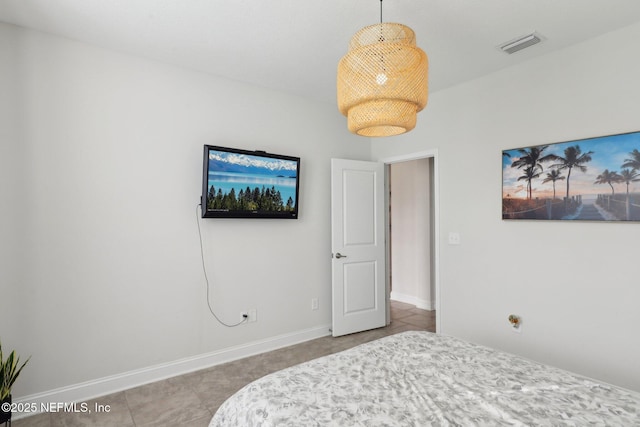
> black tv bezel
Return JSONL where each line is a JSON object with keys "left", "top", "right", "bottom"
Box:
{"left": 201, "top": 145, "right": 301, "bottom": 219}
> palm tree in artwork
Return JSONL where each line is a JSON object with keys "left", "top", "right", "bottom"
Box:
{"left": 548, "top": 145, "right": 594, "bottom": 200}
{"left": 594, "top": 169, "right": 622, "bottom": 196}
{"left": 619, "top": 168, "right": 640, "bottom": 196}
{"left": 517, "top": 166, "right": 541, "bottom": 199}
{"left": 510, "top": 146, "right": 555, "bottom": 199}
{"left": 542, "top": 170, "right": 565, "bottom": 200}
{"left": 622, "top": 149, "right": 640, "bottom": 172}
{"left": 618, "top": 168, "right": 640, "bottom": 220}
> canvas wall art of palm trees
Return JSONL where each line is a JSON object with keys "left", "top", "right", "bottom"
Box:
{"left": 502, "top": 130, "right": 640, "bottom": 221}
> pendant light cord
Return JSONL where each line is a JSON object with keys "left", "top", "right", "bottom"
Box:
{"left": 380, "top": 0, "right": 383, "bottom": 23}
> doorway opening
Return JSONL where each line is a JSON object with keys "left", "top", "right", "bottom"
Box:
{"left": 383, "top": 150, "right": 440, "bottom": 333}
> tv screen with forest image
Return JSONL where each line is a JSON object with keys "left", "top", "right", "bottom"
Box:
{"left": 201, "top": 145, "right": 300, "bottom": 219}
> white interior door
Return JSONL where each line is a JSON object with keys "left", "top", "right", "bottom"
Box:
{"left": 331, "top": 158, "right": 386, "bottom": 337}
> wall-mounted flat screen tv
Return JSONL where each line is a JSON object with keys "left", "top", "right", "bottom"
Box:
{"left": 201, "top": 145, "right": 300, "bottom": 219}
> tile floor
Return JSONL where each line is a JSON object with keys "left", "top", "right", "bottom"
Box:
{"left": 13, "top": 301, "right": 435, "bottom": 427}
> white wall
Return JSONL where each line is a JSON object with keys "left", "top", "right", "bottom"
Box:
{"left": 372, "top": 21, "right": 640, "bottom": 391}
{"left": 389, "top": 159, "right": 433, "bottom": 309}
{"left": 0, "top": 21, "right": 22, "bottom": 328}
{"left": 0, "top": 22, "right": 369, "bottom": 399}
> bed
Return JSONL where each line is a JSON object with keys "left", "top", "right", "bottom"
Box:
{"left": 209, "top": 331, "right": 640, "bottom": 426}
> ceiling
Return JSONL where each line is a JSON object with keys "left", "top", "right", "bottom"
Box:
{"left": 2, "top": 0, "right": 640, "bottom": 105}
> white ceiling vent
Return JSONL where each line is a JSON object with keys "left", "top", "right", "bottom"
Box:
{"left": 499, "top": 32, "right": 544, "bottom": 54}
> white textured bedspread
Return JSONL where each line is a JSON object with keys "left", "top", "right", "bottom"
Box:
{"left": 210, "top": 331, "right": 640, "bottom": 426}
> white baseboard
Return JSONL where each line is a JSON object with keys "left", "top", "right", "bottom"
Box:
{"left": 13, "top": 324, "right": 332, "bottom": 419}
{"left": 390, "top": 291, "right": 434, "bottom": 311}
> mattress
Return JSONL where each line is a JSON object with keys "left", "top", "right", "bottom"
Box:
{"left": 210, "top": 331, "right": 640, "bottom": 426}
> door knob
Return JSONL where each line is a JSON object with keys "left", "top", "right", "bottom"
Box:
{"left": 335, "top": 253, "right": 347, "bottom": 259}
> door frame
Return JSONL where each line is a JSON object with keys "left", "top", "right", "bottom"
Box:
{"left": 380, "top": 149, "right": 440, "bottom": 333}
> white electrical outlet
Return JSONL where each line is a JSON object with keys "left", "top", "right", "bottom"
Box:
{"left": 311, "top": 298, "right": 319, "bottom": 310}
{"left": 448, "top": 232, "right": 461, "bottom": 245}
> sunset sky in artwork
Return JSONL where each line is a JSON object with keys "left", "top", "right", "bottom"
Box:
{"left": 502, "top": 131, "right": 640, "bottom": 200}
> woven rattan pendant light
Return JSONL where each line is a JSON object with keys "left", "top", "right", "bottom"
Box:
{"left": 337, "top": 0, "right": 428, "bottom": 137}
